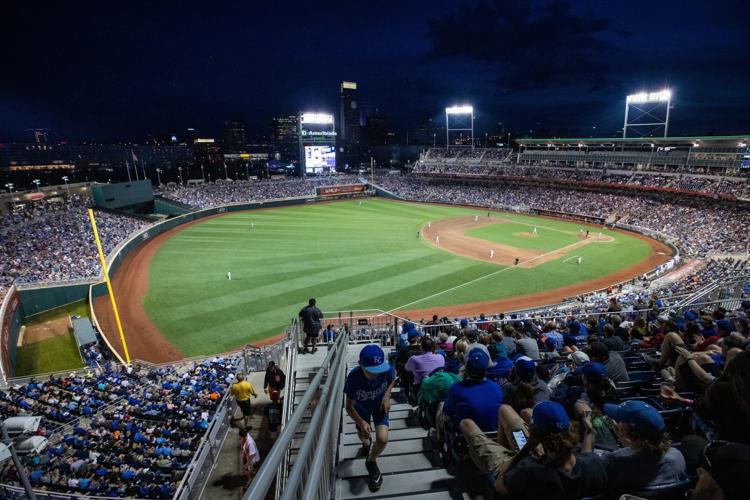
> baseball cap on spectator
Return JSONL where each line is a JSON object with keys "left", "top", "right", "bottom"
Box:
{"left": 407, "top": 329, "right": 422, "bottom": 339}
{"left": 716, "top": 319, "right": 732, "bottom": 334}
{"left": 359, "top": 345, "right": 391, "bottom": 373}
{"left": 603, "top": 400, "right": 664, "bottom": 440}
{"left": 685, "top": 310, "right": 699, "bottom": 322}
{"left": 568, "top": 351, "right": 590, "bottom": 365}
{"left": 620, "top": 321, "right": 633, "bottom": 329}
{"left": 657, "top": 313, "right": 670, "bottom": 323}
{"left": 460, "top": 318, "right": 469, "bottom": 328}
{"left": 581, "top": 362, "right": 608, "bottom": 380}
{"left": 514, "top": 356, "right": 536, "bottom": 380}
{"left": 532, "top": 401, "right": 570, "bottom": 434}
{"left": 466, "top": 349, "right": 490, "bottom": 378}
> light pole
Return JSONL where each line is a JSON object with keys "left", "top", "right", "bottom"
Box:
{"left": 61, "top": 175, "right": 69, "bottom": 197}
{"left": 177, "top": 167, "right": 183, "bottom": 185}
{"left": 4, "top": 183, "right": 13, "bottom": 195}
{"left": 156, "top": 168, "right": 162, "bottom": 186}
{"left": 32, "top": 179, "right": 41, "bottom": 192}
{"left": 223, "top": 163, "right": 228, "bottom": 180}
{"left": 245, "top": 163, "right": 249, "bottom": 180}
{"left": 200, "top": 165, "right": 205, "bottom": 181}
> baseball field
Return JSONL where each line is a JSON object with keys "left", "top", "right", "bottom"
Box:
{"left": 94, "top": 198, "right": 671, "bottom": 361}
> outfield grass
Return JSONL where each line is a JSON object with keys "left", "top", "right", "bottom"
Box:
{"left": 15, "top": 335, "right": 83, "bottom": 376}
{"left": 144, "top": 199, "right": 652, "bottom": 356}
{"left": 15, "top": 300, "right": 88, "bottom": 376}
{"left": 465, "top": 221, "right": 580, "bottom": 251}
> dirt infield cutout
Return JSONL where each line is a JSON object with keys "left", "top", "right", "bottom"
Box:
{"left": 421, "top": 215, "right": 613, "bottom": 268}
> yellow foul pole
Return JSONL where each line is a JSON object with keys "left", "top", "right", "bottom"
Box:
{"left": 88, "top": 209, "right": 131, "bottom": 364}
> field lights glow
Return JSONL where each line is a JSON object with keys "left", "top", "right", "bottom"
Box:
{"left": 445, "top": 105, "right": 473, "bottom": 114}
{"left": 300, "top": 113, "right": 334, "bottom": 125}
{"left": 626, "top": 89, "right": 671, "bottom": 104}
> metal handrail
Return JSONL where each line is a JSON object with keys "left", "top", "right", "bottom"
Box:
{"left": 243, "top": 329, "right": 347, "bottom": 499}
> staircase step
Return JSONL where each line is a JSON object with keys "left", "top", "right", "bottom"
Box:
{"left": 338, "top": 468, "right": 459, "bottom": 499}
{"left": 340, "top": 436, "right": 433, "bottom": 460}
{"left": 344, "top": 418, "right": 411, "bottom": 433}
{"left": 342, "top": 427, "right": 426, "bottom": 445}
{"left": 337, "top": 452, "right": 438, "bottom": 478}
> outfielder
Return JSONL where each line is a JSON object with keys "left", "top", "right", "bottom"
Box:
{"left": 227, "top": 271, "right": 232, "bottom": 280}
{"left": 577, "top": 256, "right": 582, "bottom": 265}
{"left": 533, "top": 227, "right": 537, "bottom": 234}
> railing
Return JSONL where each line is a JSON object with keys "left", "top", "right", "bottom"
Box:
{"left": 274, "top": 318, "right": 299, "bottom": 500}
{"left": 244, "top": 323, "right": 349, "bottom": 500}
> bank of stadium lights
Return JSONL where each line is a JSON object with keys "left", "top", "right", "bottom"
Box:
{"left": 623, "top": 88, "right": 672, "bottom": 138}
{"left": 445, "top": 105, "right": 474, "bottom": 150}
{"left": 625, "top": 89, "right": 672, "bottom": 104}
{"left": 300, "top": 113, "right": 334, "bottom": 125}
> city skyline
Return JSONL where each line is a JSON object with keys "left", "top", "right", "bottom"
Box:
{"left": 3, "top": 0, "right": 749, "bottom": 141}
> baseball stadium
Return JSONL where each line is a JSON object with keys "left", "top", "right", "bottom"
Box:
{"left": 2, "top": 10, "right": 750, "bottom": 500}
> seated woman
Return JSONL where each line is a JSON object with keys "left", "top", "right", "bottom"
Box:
{"left": 502, "top": 357, "right": 550, "bottom": 415}
{"left": 675, "top": 334, "right": 744, "bottom": 395}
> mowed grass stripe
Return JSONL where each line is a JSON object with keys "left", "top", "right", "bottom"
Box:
{"left": 144, "top": 199, "right": 652, "bottom": 355}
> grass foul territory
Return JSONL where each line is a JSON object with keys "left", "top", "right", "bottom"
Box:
{"left": 143, "top": 199, "right": 654, "bottom": 356}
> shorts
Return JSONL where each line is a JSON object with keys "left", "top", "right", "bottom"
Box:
{"left": 354, "top": 404, "right": 389, "bottom": 428}
{"left": 305, "top": 331, "right": 320, "bottom": 339}
{"left": 463, "top": 426, "right": 515, "bottom": 476}
{"left": 237, "top": 399, "right": 253, "bottom": 417}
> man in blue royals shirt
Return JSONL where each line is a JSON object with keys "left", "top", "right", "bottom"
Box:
{"left": 344, "top": 344, "right": 396, "bottom": 492}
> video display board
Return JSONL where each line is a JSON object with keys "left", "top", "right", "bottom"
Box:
{"left": 304, "top": 145, "right": 336, "bottom": 173}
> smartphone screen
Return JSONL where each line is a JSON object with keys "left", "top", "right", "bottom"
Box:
{"left": 512, "top": 430, "right": 527, "bottom": 450}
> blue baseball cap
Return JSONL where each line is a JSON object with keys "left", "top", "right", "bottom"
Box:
{"left": 716, "top": 319, "right": 732, "bottom": 333}
{"left": 460, "top": 318, "right": 469, "bottom": 327}
{"left": 466, "top": 349, "right": 490, "bottom": 378}
{"left": 359, "top": 345, "right": 391, "bottom": 374}
{"left": 407, "top": 329, "right": 422, "bottom": 339}
{"left": 685, "top": 310, "right": 698, "bottom": 322}
{"left": 581, "top": 361, "right": 607, "bottom": 379}
{"left": 532, "top": 401, "right": 570, "bottom": 434}
{"left": 514, "top": 356, "right": 536, "bottom": 380}
{"left": 603, "top": 400, "right": 664, "bottom": 439}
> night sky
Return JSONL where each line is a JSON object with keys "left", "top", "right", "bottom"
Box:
{"left": 2, "top": 0, "right": 749, "bottom": 141}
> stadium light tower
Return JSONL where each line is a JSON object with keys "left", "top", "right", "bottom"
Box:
{"left": 445, "top": 105, "right": 474, "bottom": 150}
{"left": 623, "top": 89, "right": 672, "bottom": 138}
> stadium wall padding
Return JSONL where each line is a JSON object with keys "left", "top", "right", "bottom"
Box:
{"left": 92, "top": 180, "right": 154, "bottom": 209}
{"left": 18, "top": 283, "right": 92, "bottom": 317}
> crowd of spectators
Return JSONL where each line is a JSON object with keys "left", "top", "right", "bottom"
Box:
{"left": 390, "top": 297, "right": 750, "bottom": 499}
{"left": 159, "top": 176, "right": 361, "bottom": 209}
{"left": 376, "top": 175, "right": 750, "bottom": 257}
{"left": 0, "top": 356, "right": 239, "bottom": 498}
{"left": 414, "top": 148, "right": 750, "bottom": 198}
{"left": 0, "top": 196, "right": 149, "bottom": 304}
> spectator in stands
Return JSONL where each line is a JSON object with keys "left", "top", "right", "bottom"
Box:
{"left": 502, "top": 357, "right": 550, "bottom": 413}
{"left": 601, "top": 400, "right": 687, "bottom": 494}
{"left": 459, "top": 401, "right": 606, "bottom": 499}
{"left": 263, "top": 392, "right": 283, "bottom": 441}
{"left": 443, "top": 350, "right": 503, "bottom": 432}
{"left": 486, "top": 343, "right": 513, "bottom": 385}
{"left": 418, "top": 366, "right": 462, "bottom": 441}
{"left": 298, "top": 298, "right": 323, "bottom": 354}
{"left": 588, "top": 342, "right": 630, "bottom": 383}
{"left": 675, "top": 334, "right": 745, "bottom": 393}
{"left": 575, "top": 362, "right": 619, "bottom": 413}
{"left": 692, "top": 441, "right": 750, "bottom": 500}
{"left": 701, "top": 351, "right": 750, "bottom": 444}
{"left": 404, "top": 336, "right": 445, "bottom": 386}
{"left": 515, "top": 332, "right": 540, "bottom": 360}
{"left": 344, "top": 345, "right": 395, "bottom": 492}
{"left": 239, "top": 428, "right": 260, "bottom": 484}
{"left": 601, "top": 324, "right": 624, "bottom": 351}
{"left": 231, "top": 374, "right": 258, "bottom": 429}
{"left": 263, "top": 361, "right": 286, "bottom": 402}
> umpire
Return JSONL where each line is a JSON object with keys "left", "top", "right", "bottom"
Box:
{"left": 299, "top": 298, "right": 324, "bottom": 354}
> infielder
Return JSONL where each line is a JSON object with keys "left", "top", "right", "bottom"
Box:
{"left": 490, "top": 249, "right": 495, "bottom": 259}
{"left": 598, "top": 232, "right": 602, "bottom": 239}
{"left": 533, "top": 227, "right": 537, "bottom": 234}
{"left": 474, "top": 215, "right": 479, "bottom": 222}
{"left": 577, "top": 256, "right": 582, "bottom": 265}
{"left": 428, "top": 222, "right": 431, "bottom": 228}
{"left": 435, "top": 235, "right": 440, "bottom": 245}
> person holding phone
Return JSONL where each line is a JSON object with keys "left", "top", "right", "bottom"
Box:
{"left": 460, "top": 401, "right": 606, "bottom": 499}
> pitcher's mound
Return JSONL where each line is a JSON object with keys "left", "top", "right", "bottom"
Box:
{"left": 515, "top": 231, "right": 537, "bottom": 238}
